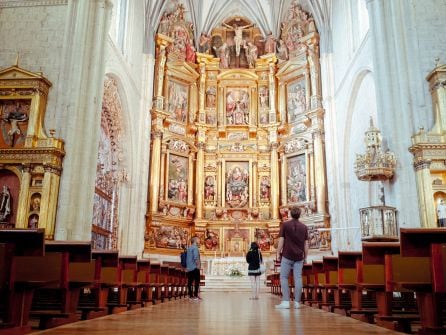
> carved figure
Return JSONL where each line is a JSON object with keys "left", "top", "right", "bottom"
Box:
{"left": 223, "top": 22, "right": 254, "bottom": 57}
{"left": 2, "top": 102, "right": 28, "bottom": 146}
{"left": 214, "top": 43, "right": 230, "bottom": 68}
{"left": 185, "top": 43, "right": 196, "bottom": 63}
{"left": 226, "top": 166, "right": 249, "bottom": 207}
{"left": 206, "top": 86, "right": 216, "bottom": 108}
{"left": 245, "top": 42, "right": 258, "bottom": 68}
{"left": 260, "top": 176, "right": 271, "bottom": 201}
{"left": 198, "top": 33, "right": 211, "bottom": 53}
{"left": 0, "top": 185, "right": 11, "bottom": 222}
{"left": 263, "top": 32, "right": 277, "bottom": 54}
{"left": 277, "top": 40, "right": 288, "bottom": 61}
{"left": 205, "top": 176, "right": 215, "bottom": 200}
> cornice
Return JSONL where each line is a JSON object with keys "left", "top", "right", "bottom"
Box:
{"left": 0, "top": 0, "right": 67, "bottom": 8}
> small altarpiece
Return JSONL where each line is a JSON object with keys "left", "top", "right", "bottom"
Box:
{"left": 145, "top": 2, "right": 330, "bottom": 257}
{"left": 0, "top": 63, "right": 64, "bottom": 239}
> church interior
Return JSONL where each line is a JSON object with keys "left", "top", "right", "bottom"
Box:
{"left": 0, "top": 0, "right": 446, "bottom": 334}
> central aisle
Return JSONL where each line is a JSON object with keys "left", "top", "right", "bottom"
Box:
{"left": 33, "top": 292, "right": 401, "bottom": 335}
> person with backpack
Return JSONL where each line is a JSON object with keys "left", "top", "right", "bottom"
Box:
{"left": 246, "top": 242, "right": 263, "bottom": 300}
{"left": 186, "top": 236, "right": 201, "bottom": 301}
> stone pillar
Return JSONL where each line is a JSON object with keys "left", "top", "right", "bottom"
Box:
{"left": 270, "top": 143, "right": 279, "bottom": 219}
{"left": 195, "top": 142, "right": 205, "bottom": 219}
{"left": 365, "top": 0, "right": 420, "bottom": 227}
{"left": 149, "top": 131, "right": 163, "bottom": 213}
{"left": 55, "top": 0, "right": 113, "bottom": 240}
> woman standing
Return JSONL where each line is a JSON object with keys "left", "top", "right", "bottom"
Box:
{"left": 246, "top": 242, "right": 263, "bottom": 300}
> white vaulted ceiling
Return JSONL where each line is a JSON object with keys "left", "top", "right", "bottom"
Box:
{"left": 144, "top": 0, "right": 332, "bottom": 53}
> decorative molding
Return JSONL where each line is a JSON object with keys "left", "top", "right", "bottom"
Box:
{"left": 0, "top": 0, "right": 67, "bottom": 8}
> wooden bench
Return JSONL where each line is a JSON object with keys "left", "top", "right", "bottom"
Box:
{"left": 335, "top": 251, "right": 362, "bottom": 315}
{"left": 361, "top": 241, "right": 421, "bottom": 333}
{"left": 0, "top": 228, "right": 45, "bottom": 335}
{"left": 318, "top": 256, "right": 338, "bottom": 311}
{"left": 398, "top": 228, "right": 446, "bottom": 335}
{"left": 119, "top": 256, "right": 140, "bottom": 309}
{"left": 25, "top": 241, "right": 92, "bottom": 329}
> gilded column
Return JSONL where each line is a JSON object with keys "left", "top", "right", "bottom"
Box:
{"left": 159, "top": 144, "right": 167, "bottom": 201}
{"left": 195, "top": 142, "right": 205, "bottom": 219}
{"left": 280, "top": 153, "right": 287, "bottom": 206}
{"left": 413, "top": 159, "right": 435, "bottom": 227}
{"left": 219, "top": 87, "right": 225, "bottom": 126}
{"left": 153, "top": 35, "right": 172, "bottom": 111}
{"left": 40, "top": 166, "right": 59, "bottom": 239}
{"left": 270, "top": 143, "right": 279, "bottom": 219}
{"left": 188, "top": 154, "right": 194, "bottom": 206}
{"left": 312, "top": 129, "right": 326, "bottom": 215}
{"left": 269, "top": 62, "right": 277, "bottom": 122}
{"left": 149, "top": 131, "right": 163, "bottom": 213}
{"left": 217, "top": 159, "right": 222, "bottom": 208}
{"left": 15, "top": 165, "right": 32, "bottom": 228}
{"left": 198, "top": 63, "right": 206, "bottom": 118}
{"left": 278, "top": 83, "right": 286, "bottom": 123}
{"left": 252, "top": 161, "right": 258, "bottom": 207}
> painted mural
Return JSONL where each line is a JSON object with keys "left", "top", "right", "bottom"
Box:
{"left": 204, "top": 228, "right": 219, "bottom": 251}
{"left": 168, "top": 81, "right": 188, "bottom": 123}
{"left": 287, "top": 78, "right": 306, "bottom": 122}
{"left": 287, "top": 154, "right": 306, "bottom": 203}
{"left": 226, "top": 88, "right": 249, "bottom": 125}
{"left": 167, "top": 154, "right": 188, "bottom": 203}
{"left": 225, "top": 162, "right": 249, "bottom": 208}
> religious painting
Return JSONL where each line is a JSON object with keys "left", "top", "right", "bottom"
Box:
{"left": 287, "top": 78, "right": 307, "bottom": 122}
{"left": 0, "top": 99, "right": 30, "bottom": 148}
{"left": 154, "top": 225, "right": 189, "bottom": 249}
{"left": 168, "top": 81, "right": 188, "bottom": 123}
{"left": 226, "top": 88, "right": 249, "bottom": 125}
{"left": 259, "top": 176, "right": 271, "bottom": 202}
{"left": 167, "top": 154, "right": 188, "bottom": 203}
{"left": 287, "top": 154, "right": 307, "bottom": 203}
{"left": 255, "top": 228, "right": 272, "bottom": 251}
{"left": 224, "top": 228, "right": 250, "bottom": 253}
{"left": 225, "top": 161, "right": 249, "bottom": 208}
{"left": 308, "top": 226, "right": 321, "bottom": 249}
{"left": 206, "top": 86, "right": 216, "bottom": 108}
{"left": 204, "top": 175, "right": 216, "bottom": 201}
{"left": 204, "top": 228, "right": 219, "bottom": 251}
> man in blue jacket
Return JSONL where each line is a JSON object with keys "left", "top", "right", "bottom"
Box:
{"left": 186, "top": 236, "right": 201, "bottom": 300}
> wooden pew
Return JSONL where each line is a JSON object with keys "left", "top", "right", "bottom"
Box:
{"left": 119, "top": 256, "right": 139, "bottom": 309}
{"left": 149, "top": 263, "right": 162, "bottom": 304}
{"left": 136, "top": 260, "right": 151, "bottom": 306}
{"left": 310, "top": 260, "right": 324, "bottom": 307}
{"left": 362, "top": 241, "right": 420, "bottom": 333}
{"left": 398, "top": 228, "right": 446, "bottom": 335}
{"left": 25, "top": 241, "right": 92, "bottom": 329}
{"left": 335, "top": 251, "right": 360, "bottom": 315}
{"left": 0, "top": 229, "right": 45, "bottom": 335}
{"left": 319, "top": 256, "right": 338, "bottom": 311}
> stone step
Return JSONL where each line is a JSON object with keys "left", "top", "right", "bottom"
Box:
{"left": 201, "top": 275, "right": 269, "bottom": 292}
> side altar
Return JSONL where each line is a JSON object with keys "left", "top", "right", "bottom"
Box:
{"left": 145, "top": 2, "right": 330, "bottom": 257}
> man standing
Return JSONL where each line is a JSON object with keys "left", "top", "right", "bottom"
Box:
{"left": 275, "top": 207, "right": 309, "bottom": 309}
{"left": 186, "top": 236, "right": 201, "bottom": 300}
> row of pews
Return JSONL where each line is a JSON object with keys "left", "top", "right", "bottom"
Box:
{"left": 267, "top": 228, "right": 446, "bottom": 335}
{"left": 0, "top": 229, "right": 191, "bottom": 334}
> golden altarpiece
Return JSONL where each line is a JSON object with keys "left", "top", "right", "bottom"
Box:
{"left": 0, "top": 62, "right": 64, "bottom": 239}
{"left": 145, "top": 3, "right": 330, "bottom": 257}
{"left": 410, "top": 63, "right": 446, "bottom": 228}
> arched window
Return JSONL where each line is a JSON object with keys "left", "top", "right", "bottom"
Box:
{"left": 112, "top": 0, "right": 128, "bottom": 53}
{"left": 358, "top": 0, "right": 369, "bottom": 40}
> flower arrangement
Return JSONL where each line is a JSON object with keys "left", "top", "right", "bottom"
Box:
{"left": 226, "top": 266, "right": 244, "bottom": 277}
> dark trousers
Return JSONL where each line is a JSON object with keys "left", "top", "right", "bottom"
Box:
{"left": 187, "top": 268, "right": 200, "bottom": 298}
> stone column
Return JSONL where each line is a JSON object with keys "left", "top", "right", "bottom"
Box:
{"left": 55, "top": 0, "right": 113, "bottom": 240}
{"left": 270, "top": 143, "right": 279, "bottom": 219}
{"left": 365, "top": 0, "right": 420, "bottom": 226}
{"left": 149, "top": 131, "right": 163, "bottom": 213}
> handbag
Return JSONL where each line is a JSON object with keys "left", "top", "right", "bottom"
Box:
{"left": 258, "top": 252, "right": 266, "bottom": 274}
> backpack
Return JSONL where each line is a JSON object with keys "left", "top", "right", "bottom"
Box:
{"left": 180, "top": 250, "right": 187, "bottom": 268}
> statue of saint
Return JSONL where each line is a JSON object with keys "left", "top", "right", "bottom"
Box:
{"left": 0, "top": 185, "right": 11, "bottom": 222}
{"left": 223, "top": 22, "right": 253, "bottom": 57}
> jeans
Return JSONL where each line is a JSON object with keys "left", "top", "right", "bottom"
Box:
{"left": 280, "top": 256, "right": 304, "bottom": 302}
{"left": 187, "top": 268, "right": 201, "bottom": 298}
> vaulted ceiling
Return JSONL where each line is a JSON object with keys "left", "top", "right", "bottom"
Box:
{"left": 144, "top": 0, "right": 332, "bottom": 53}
